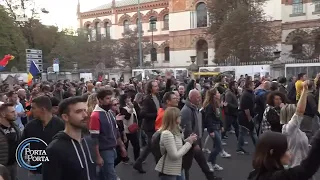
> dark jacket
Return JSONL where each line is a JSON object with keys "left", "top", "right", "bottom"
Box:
{"left": 21, "top": 116, "right": 65, "bottom": 174}
{"left": 203, "top": 104, "right": 222, "bottom": 133}
{"left": 224, "top": 89, "right": 238, "bottom": 117}
{"left": 141, "top": 79, "right": 171, "bottom": 132}
{"left": 248, "top": 130, "right": 320, "bottom": 180}
{"left": 304, "top": 91, "right": 319, "bottom": 118}
{"left": 181, "top": 100, "right": 203, "bottom": 143}
{"left": 238, "top": 89, "right": 255, "bottom": 130}
{"left": 0, "top": 123, "right": 21, "bottom": 165}
{"left": 42, "top": 132, "right": 97, "bottom": 180}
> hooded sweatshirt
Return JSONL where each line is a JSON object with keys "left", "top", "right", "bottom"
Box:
{"left": 89, "top": 105, "right": 119, "bottom": 150}
{"left": 42, "top": 132, "right": 97, "bottom": 180}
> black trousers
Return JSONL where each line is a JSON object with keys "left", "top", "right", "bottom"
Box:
{"left": 133, "top": 131, "right": 154, "bottom": 166}
{"left": 183, "top": 142, "right": 216, "bottom": 180}
{"left": 124, "top": 132, "right": 140, "bottom": 160}
{"left": 222, "top": 115, "right": 239, "bottom": 138}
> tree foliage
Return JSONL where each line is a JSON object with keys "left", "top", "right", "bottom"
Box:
{"left": 116, "top": 28, "right": 151, "bottom": 68}
{"left": 208, "top": 0, "right": 278, "bottom": 63}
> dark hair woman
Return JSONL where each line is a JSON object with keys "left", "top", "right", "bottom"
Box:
{"left": 260, "top": 91, "right": 286, "bottom": 134}
{"left": 119, "top": 93, "right": 141, "bottom": 162}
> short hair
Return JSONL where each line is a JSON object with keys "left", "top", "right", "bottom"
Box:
{"left": 58, "top": 96, "right": 87, "bottom": 116}
{"left": 32, "top": 96, "right": 52, "bottom": 111}
{"left": 307, "top": 80, "right": 314, "bottom": 90}
{"left": 0, "top": 103, "right": 14, "bottom": 112}
{"left": 6, "top": 90, "right": 16, "bottom": 98}
{"left": 96, "top": 89, "right": 113, "bottom": 100}
{"left": 298, "top": 73, "right": 306, "bottom": 80}
{"left": 278, "top": 77, "right": 287, "bottom": 84}
{"left": 162, "top": 91, "right": 175, "bottom": 104}
{"left": 50, "top": 97, "right": 60, "bottom": 107}
{"left": 270, "top": 82, "right": 279, "bottom": 91}
{"left": 244, "top": 80, "right": 253, "bottom": 89}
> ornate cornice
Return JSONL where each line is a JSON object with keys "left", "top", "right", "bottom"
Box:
{"left": 80, "top": 0, "right": 169, "bottom": 19}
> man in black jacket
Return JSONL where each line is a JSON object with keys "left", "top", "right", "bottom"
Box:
{"left": 0, "top": 103, "right": 21, "bottom": 180}
{"left": 133, "top": 76, "right": 171, "bottom": 173}
{"left": 43, "top": 96, "right": 97, "bottom": 180}
{"left": 21, "top": 96, "right": 65, "bottom": 177}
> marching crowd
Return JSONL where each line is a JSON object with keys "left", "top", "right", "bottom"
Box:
{"left": 1, "top": 72, "right": 320, "bottom": 180}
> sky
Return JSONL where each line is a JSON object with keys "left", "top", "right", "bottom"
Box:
{"left": 36, "top": 0, "right": 112, "bottom": 30}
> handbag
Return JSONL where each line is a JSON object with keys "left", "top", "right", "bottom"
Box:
{"left": 128, "top": 111, "right": 139, "bottom": 133}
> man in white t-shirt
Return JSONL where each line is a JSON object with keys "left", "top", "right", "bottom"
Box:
{"left": 7, "top": 91, "right": 25, "bottom": 131}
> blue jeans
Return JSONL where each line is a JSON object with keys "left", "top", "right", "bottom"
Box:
{"left": 160, "top": 171, "right": 185, "bottom": 180}
{"left": 208, "top": 131, "right": 222, "bottom": 164}
{"left": 100, "top": 149, "right": 117, "bottom": 180}
{"left": 237, "top": 126, "right": 258, "bottom": 150}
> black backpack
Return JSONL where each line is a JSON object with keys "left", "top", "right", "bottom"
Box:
{"left": 151, "top": 131, "right": 162, "bottom": 164}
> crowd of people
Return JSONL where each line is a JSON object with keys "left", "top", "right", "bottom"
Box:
{"left": 0, "top": 72, "right": 320, "bottom": 180}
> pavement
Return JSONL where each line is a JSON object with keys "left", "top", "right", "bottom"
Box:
{"left": 17, "top": 132, "right": 320, "bottom": 180}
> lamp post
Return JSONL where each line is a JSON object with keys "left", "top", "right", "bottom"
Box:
{"left": 137, "top": 0, "right": 143, "bottom": 67}
{"left": 149, "top": 16, "right": 157, "bottom": 62}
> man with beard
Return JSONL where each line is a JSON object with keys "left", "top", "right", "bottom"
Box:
{"left": 42, "top": 97, "right": 97, "bottom": 180}
{"left": 0, "top": 103, "right": 21, "bottom": 180}
{"left": 90, "top": 89, "right": 127, "bottom": 180}
{"left": 21, "top": 96, "right": 65, "bottom": 179}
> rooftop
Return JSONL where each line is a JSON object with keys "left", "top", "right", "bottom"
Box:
{"left": 88, "top": 0, "right": 160, "bottom": 12}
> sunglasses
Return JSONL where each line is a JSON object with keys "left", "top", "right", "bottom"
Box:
{"left": 112, "top": 103, "right": 119, "bottom": 106}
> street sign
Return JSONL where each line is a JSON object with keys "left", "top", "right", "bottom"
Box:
{"left": 26, "top": 49, "right": 43, "bottom": 73}
{"left": 53, "top": 58, "right": 59, "bottom": 73}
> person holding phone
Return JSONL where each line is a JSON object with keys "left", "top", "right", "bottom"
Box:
{"left": 119, "top": 94, "right": 140, "bottom": 163}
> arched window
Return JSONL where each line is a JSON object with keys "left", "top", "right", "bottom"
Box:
{"left": 163, "top": 14, "right": 169, "bottom": 30}
{"left": 95, "top": 22, "right": 101, "bottom": 41}
{"left": 86, "top": 24, "right": 91, "bottom": 41}
{"left": 149, "top": 16, "right": 157, "bottom": 30}
{"left": 104, "top": 22, "right": 110, "bottom": 38}
{"left": 292, "top": 37, "right": 303, "bottom": 54}
{"left": 315, "top": 35, "right": 320, "bottom": 54}
{"left": 164, "top": 47, "right": 170, "bottom": 61}
{"left": 123, "top": 20, "right": 130, "bottom": 32}
{"left": 151, "top": 47, "right": 157, "bottom": 61}
{"left": 196, "top": 3, "right": 207, "bottom": 27}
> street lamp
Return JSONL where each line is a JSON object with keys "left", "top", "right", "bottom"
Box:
{"left": 149, "top": 16, "right": 157, "bottom": 62}
{"left": 137, "top": 0, "right": 143, "bottom": 67}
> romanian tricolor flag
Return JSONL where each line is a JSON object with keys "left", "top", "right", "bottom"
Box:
{"left": 27, "top": 61, "right": 40, "bottom": 86}
{"left": 0, "top": 54, "right": 14, "bottom": 71}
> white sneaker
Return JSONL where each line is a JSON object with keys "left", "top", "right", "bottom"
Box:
{"left": 229, "top": 130, "right": 235, "bottom": 134}
{"left": 220, "top": 150, "right": 231, "bottom": 158}
{"left": 202, "top": 148, "right": 211, "bottom": 153}
{"left": 221, "top": 141, "right": 227, "bottom": 146}
{"left": 117, "top": 177, "right": 121, "bottom": 180}
{"left": 207, "top": 162, "right": 214, "bottom": 172}
{"left": 213, "top": 164, "right": 224, "bottom": 171}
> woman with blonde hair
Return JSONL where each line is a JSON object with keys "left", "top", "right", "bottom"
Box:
{"left": 155, "top": 107, "right": 197, "bottom": 180}
{"left": 86, "top": 93, "right": 97, "bottom": 117}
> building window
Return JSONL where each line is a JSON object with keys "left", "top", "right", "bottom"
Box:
{"left": 123, "top": 20, "right": 130, "bottom": 32}
{"left": 151, "top": 48, "right": 157, "bottom": 61}
{"left": 163, "top": 14, "right": 169, "bottom": 30}
{"left": 95, "top": 22, "right": 101, "bottom": 41}
{"left": 196, "top": 2, "right": 207, "bottom": 27}
{"left": 104, "top": 22, "right": 110, "bottom": 38}
{"left": 315, "top": 2, "right": 320, "bottom": 12}
{"left": 164, "top": 47, "right": 170, "bottom": 61}
{"left": 149, "top": 16, "right": 157, "bottom": 30}
{"left": 292, "top": 0, "right": 303, "bottom": 14}
{"left": 86, "top": 24, "right": 91, "bottom": 41}
{"left": 292, "top": 37, "right": 303, "bottom": 54}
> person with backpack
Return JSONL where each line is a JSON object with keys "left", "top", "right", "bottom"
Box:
{"left": 154, "top": 107, "right": 197, "bottom": 180}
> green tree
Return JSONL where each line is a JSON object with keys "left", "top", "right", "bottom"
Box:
{"left": 0, "top": 5, "right": 27, "bottom": 71}
{"left": 48, "top": 30, "right": 118, "bottom": 69}
{"left": 208, "top": 0, "right": 278, "bottom": 63}
{"left": 116, "top": 28, "right": 151, "bottom": 68}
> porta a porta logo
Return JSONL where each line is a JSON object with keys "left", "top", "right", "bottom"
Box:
{"left": 16, "top": 137, "right": 49, "bottom": 171}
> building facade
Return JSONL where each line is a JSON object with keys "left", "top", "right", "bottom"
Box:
{"left": 77, "top": 0, "right": 285, "bottom": 68}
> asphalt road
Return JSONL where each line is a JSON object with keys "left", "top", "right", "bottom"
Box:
{"left": 17, "top": 132, "right": 320, "bottom": 180}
